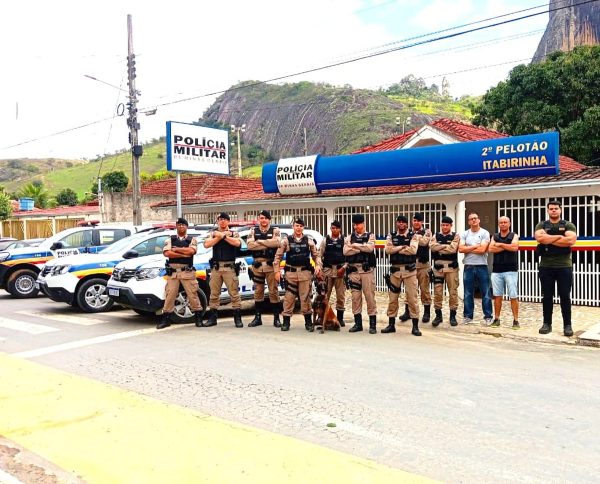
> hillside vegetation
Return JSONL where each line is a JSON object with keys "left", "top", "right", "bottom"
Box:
{"left": 5, "top": 77, "right": 477, "bottom": 197}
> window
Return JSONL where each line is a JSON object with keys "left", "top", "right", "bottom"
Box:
{"left": 59, "top": 230, "right": 93, "bottom": 248}
{"left": 96, "top": 229, "right": 130, "bottom": 245}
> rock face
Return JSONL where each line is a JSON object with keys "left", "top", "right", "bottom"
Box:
{"left": 533, "top": 0, "right": 600, "bottom": 62}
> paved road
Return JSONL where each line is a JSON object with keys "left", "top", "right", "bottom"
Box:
{"left": 1, "top": 291, "right": 599, "bottom": 483}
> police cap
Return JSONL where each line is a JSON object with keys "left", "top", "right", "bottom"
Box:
{"left": 352, "top": 214, "right": 365, "bottom": 224}
{"left": 441, "top": 216, "right": 454, "bottom": 224}
{"left": 217, "top": 212, "right": 230, "bottom": 221}
{"left": 258, "top": 210, "right": 272, "bottom": 219}
{"left": 293, "top": 218, "right": 305, "bottom": 226}
{"left": 331, "top": 220, "right": 342, "bottom": 228}
{"left": 396, "top": 215, "right": 408, "bottom": 223}
{"left": 413, "top": 212, "right": 424, "bottom": 222}
{"left": 176, "top": 217, "right": 189, "bottom": 226}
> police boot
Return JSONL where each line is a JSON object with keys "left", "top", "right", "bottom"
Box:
{"left": 432, "top": 309, "right": 443, "bottom": 327}
{"left": 422, "top": 305, "right": 431, "bottom": 323}
{"left": 449, "top": 310, "right": 458, "bottom": 327}
{"left": 304, "top": 313, "right": 313, "bottom": 332}
{"left": 203, "top": 309, "right": 217, "bottom": 327}
{"left": 233, "top": 309, "right": 244, "bottom": 328}
{"left": 337, "top": 309, "right": 345, "bottom": 327}
{"left": 381, "top": 317, "right": 396, "bottom": 333}
{"left": 411, "top": 318, "right": 422, "bottom": 336}
{"left": 399, "top": 304, "right": 410, "bottom": 322}
{"left": 564, "top": 324, "right": 574, "bottom": 337}
{"left": 369, "top": 315, "right": 377, "bottom": 334}
{"left": 156, "top": 312, "right": 171, "bottom": 330}
{"left": 349, "top": 314, "right": 363, "bottom": 333}
{"left": 273, "top": 302, "right": 282, "bottom": 328}
{"left": 194, "top": 311, "right": 204, "bottom": 328}
{"left": 281, "top": 315, "right": 291, "bottom": 331}
{"left": 248, "top": 301, "right": 263, "bottom": 327}
{"left": 538, "top": 322, "right": 552, "bottom": 334}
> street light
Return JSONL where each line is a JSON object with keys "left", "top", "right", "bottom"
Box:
{"left": 230, "top": 124, "right": 246, "bottom": 177}
{"left": 395, "top": 116, "right": 412, "bottom": 135}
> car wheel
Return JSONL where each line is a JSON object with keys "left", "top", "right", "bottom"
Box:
{"left": 133, "top": 308, "right": 157, "bottom": 317}
{"left": 7, "top": 269, "right": 40, "bottom": 298}
{"left": 171, "top": 287, "right": 208, "bottom": 323}
{"left": 76, "top": 278, "right": 114, "bottom": 313}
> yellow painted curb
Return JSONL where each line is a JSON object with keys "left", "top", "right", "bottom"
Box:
{"left": 0, "top": 353, "right": 433, "bottom": 483}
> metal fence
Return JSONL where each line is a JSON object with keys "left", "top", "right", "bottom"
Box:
{"left": 499, "top": 195, "right": 600, "bottom": 306}
{"left": 244, "top": 208, "right": 328, "bottom": 233}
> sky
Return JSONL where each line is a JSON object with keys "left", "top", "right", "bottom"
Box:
{"left": 0, "top": 0, "right": 551, "bottom": 161}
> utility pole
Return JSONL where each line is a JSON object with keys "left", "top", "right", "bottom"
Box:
{"left": 127, "top": 14, "right": 142, "bottom": 225}
{"left": 303, "top": 127, "right": 308, "bottom": 156}
{"left": 230, "top": 124, "right": 245, "bottom": 177}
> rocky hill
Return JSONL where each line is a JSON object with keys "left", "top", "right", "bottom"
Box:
{"left": 533, "top": 0, "right": 600, "bottom": 62}
{"left": 202, "top": 80, "right": 474, "bottom": 163}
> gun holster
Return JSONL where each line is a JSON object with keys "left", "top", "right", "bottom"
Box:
{"left": 384, "top": 273, "right": 401, "bottom": 293}
{"left": 234, "top": 262, "right": 242, "bottom": 277}
{"left": 209, "top": 258, "right": 218, "bottom": 270}
{"left": 252, "top": 261, "right": 262, "bottom": 269}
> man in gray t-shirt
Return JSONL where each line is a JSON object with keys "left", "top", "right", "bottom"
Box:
{"left": 458, "top": 213, "right": 492, "bottom": 324}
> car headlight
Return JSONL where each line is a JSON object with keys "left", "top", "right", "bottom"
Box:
{"left": 135, "top": 267, "right": 161, "bottom": 280}
{"left": 0, "top": 251, "right": 9, "bottom": 262}
{"left": 51, "top": 265, "right": 71, "bottom": 275}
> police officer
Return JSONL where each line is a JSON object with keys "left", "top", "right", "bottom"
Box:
{"left": 273, "top": 218, "right": 322, "bottom": 331}
{"left": 318, "top": 220, "right": 347, "bottom": 326}
{"left": 157, "top": 217, "right": 203, "bottom": 330}
{"left": 429, "top": 216, "right": 460, "bottom": 327}
{"left": 247, "top": 210, "right": 282, "bottom": 328}
{"left": 412, "top": 212, "right": 432, "bottom": 323}
{"left": 343, "top": 214, "right": 377, "bottom": 334}
{"left": 203, "top": 212, "right": 243, "bottom": 328}
{"left": 535, "top": 200, "right": 577, "bottom": 337}
{"left": 382, "top": 215, "right": 421, "bottom": 336}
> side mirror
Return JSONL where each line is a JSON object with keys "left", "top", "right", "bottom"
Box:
{"left": 50, "top": 242, "right": 64, "bottom": 250}
{"left": 122, "top": 250, "right": 139, "bottom": 259}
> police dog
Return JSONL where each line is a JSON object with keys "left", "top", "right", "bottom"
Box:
{"left": 311, "top": 278, "right": 340, "bottom": 333}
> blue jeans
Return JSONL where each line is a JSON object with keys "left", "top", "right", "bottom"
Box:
{"left": 463, "top": 265, "right": 492, "bottom": 319}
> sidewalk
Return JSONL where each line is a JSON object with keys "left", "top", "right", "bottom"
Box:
{"left": 361, "top": 293, "right": 600, "bottom": 347}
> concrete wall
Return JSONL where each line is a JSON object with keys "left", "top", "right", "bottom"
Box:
{"left": 102, "top": 192, "right": 173, "bottom": 223}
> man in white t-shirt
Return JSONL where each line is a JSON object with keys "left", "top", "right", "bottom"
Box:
{"left": 458, "top": 212, "right": 493, "bottom": 324}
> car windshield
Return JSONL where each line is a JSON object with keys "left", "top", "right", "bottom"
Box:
{"left": 99, "top": 232, "right": 152, "bottom": 254}
{"left": 0, "top": 240, "right": 16, "bottom": 250}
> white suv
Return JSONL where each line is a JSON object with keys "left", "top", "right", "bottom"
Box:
{"left": 37, "top": 228, "right": 204, "bottom": 313}
{"left": 0, "top": 224, "right": 138, "bottom": 298}
{"left": 106, "top": 226, "right": 323, "bottom": 323}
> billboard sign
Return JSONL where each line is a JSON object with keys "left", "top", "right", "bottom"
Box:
{"left": 262, "top": 132, "right": 560, "bottom": 194}
{"left": 166, "top": 121, "right": 229, "bottom": 174}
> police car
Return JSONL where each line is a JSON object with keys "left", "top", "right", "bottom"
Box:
{"left": 0, "top": 224, "right": 138, "bottom": 298}
{"left": 37, "top": 227, "right": 205, "bottom": 313}
{"left": 106, "top": 226, "right": 323, "bottom": 323}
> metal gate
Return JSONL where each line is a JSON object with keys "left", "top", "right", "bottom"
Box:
{"left": 499, "top": 195, "right": 600, "bottom": 306}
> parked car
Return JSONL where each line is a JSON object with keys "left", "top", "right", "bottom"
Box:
{"left": 0, "top": 224, "right": 140, "bottom": 298}
{"left": 37, "top": 228, "right": 204, "bottom": 313}
{"left": 106, "top": 226, "right": 323, "bottom": 323}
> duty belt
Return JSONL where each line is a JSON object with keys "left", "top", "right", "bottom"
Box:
{"left": 252, "top": 259, "right": 274, "bottom": 269}
{"left": 284, "top": 265, "right": 311, "bottom": 272}
{"left": 433, "top": 260, "right": 459, "bottom": 270}
{"left": 170, "top": 267, "right": 194, "bottom": 272}
{"left": 324, "top": 264, "right": 344, "bottom": 269}
{"left": 390, "top": 264, "right": 416, "bottom": 272}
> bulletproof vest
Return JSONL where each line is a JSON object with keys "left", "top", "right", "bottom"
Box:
{"left": 413, "top": 228, "right": 430, "bottom": 263}
{"left": 323, "top": 235, "right": 346, "bottom": 266}
{"left": 537, "top": 220, "right": 571, "bottom": 256}
{"left": 168, "top": 235, "right": 194, "bottom": 267}
{"left": 346, "top": 232, "right": 376, "bottom": 267}
{"left": 286, "top": 235, "right": 311, "bottom": 267}
{"left": 389, "top": 231, "right": 417, "bottom": 265}
{"left": 212, "top": 231, "right": 238, "bottom": 261}
{"left": 432, "top": 232, "right": 458, "bottom": 262}
{"left": 492, "top": 232, "right": 518, "bottom": 272}
{"left": 251, "top": 226, "right": 276, "bottom": 260}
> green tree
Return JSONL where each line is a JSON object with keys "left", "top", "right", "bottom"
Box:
{"left": 18, "top": 181, "right": 49, "bottom": 208}
{"left": 101, "top": 171, "right": 129, "bottom": 192}
{"left": 0, "top": 191, "right": 12, "bottom": 220}
{"left": 473, "top": 45, "right": 600, "bottom": 165}
{"left": 56, "top": 188, "right": 79, "bottom": 206}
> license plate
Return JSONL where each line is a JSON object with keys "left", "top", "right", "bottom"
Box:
{"left": 108, "top": 288, "right": 119, "bottom": 297}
